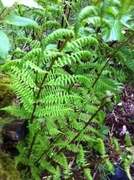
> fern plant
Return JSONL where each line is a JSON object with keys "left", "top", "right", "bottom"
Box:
{"left": 0, "top": 0, "right": 134, "bottom": 179}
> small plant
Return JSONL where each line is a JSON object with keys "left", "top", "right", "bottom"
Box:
{"left": 0, "top": 0, "right": 134, "bottom": 179}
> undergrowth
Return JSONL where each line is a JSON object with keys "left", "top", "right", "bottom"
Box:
{"left": 0, "top": 0, "right": 134, "bottom": 179}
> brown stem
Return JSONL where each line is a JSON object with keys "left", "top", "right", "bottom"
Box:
{"left": 0, "top": 3, "right": 17, "bottom": 21}
{"left": 27, "top": 36, "right": 72, "bottom": 158}
{"left": 67, "top": 150, "right": 122, "bottom": 180}
{"left": 69, "top": 101, "right": 108, "bottom": 144}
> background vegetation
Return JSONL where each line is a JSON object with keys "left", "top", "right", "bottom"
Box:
{"left": 0, "top": 0, "right": 134, "bottom": 179}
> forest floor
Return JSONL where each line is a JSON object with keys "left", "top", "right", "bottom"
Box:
{"left": 105, "top": 84, "right": 134, "bottom": 180}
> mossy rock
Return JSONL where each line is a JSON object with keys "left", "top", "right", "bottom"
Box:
{"left": 0, "top": 74, "right": 15, "bottom": 116}
{"left": 0, "top": 117, "right": 14, "bottom": 143}
{"left": 0, "top": 150, "right": 21, "bottom": 180}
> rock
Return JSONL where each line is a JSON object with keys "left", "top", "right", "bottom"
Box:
{"left": 109, "top": 165, "right": 128, "bottom": 180}
{"left": 1, "top": 120, "right": 28, "bottom": 156}
{"left": 2, "top": 120, "right": 28, "bottom": 141}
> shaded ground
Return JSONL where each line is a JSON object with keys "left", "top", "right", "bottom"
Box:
{"left": 106, "top": 85, "right": 134, "bottom": 140}
{"left": 105, "top": 84, "right": 134, "bottom": 179}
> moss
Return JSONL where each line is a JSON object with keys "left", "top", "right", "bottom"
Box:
{"left": 0, "top": 151, "right": 21, "bottom": 180}
{"left": 0, "top": 74, "right": 15, "bottom": 116}
{"left": 0, "top": 117, "right": 13, "bottom": 143}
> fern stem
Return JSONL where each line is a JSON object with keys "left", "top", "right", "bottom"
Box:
{"left": 67, "top": 150, "right": 121, "bottom": 180}
{"left": 28, "top": 36, "right": 72, "bottom": 158}
{"left": 27, "top": 132, "right": 38, "bottom": 158}
{"left": 30, "top": 35, "right": 72, "bottom": 124}
{"left": 0, "top": 3, "right": 17, "bottom": 21}
{"left": 69, "top": 101, "right": 108, "bottom": 144}
{"left": 92, "top": 33, "right": 134, "bottom": 88}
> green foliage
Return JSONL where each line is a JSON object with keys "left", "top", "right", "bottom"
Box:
{"left": 0, "top": 150, "right": 21, "bottom": 180}
{"left": 0, "top": 0, "right": 134, "bottom": 179}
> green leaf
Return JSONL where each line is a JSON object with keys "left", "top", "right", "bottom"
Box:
{"left": 4, "top": 15, "right": 38, "bottom": 27}
{"left": 107, "top": 20, "right": 124, "bottom": 42}
{"left": 0, "top": 31, "right": 9, "bottom": 59}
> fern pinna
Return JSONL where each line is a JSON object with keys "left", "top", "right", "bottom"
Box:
{"left": 0, "top": 1, "right": 133, "bottom": 179}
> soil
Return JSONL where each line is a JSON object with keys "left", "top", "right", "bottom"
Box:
{"left": 105, "top": 84, "right": 134, "bottom": 179}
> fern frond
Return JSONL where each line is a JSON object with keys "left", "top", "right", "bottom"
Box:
{"left": 76, "top": 145, "right": 87, "bottom": 166}
{"left": 67, "top": 37, "right": 98, "bottom": 51}
{"left": 85, "top": 16, "right": 110, "bottom": 28}
{"left": 10, "top": 66, "right": 38, "bottom": 91}
{"left": 37, "top": 92, "right": 82, "bottom": 105}
{"left": 74, "top": 6, "right": 97, "bottom": 37}
{"left": 35, "top": 105, "right": 73, "bottom": 117}
{"left": 95, "top": 77, "right": 123, "bottom": 93}
{"left": 43, "top": 29, "right": 74, "bottom": 48}
{"left": 22, "top": 48, "right": 42, "bottom": 63}
{"left": 43, "top": 51, "right": 63, "bottom": 65}
{"left": 60, "top": 153, "right": 70, "bottom": 176}
{"left": 84, "top": 168, "right": 92, "bottom": 180}
{"left": 1, "top": 105, "right": 31, "bottom": 119}
{"left": 40, "top": 159, "right": 57, "bottom": 174}
{"left": 53, "top": 166, "right": 61, "bottom": 180}
{"left": 30, "top": 166, "right": 40, "bottom": 180}
{"left": 16, "top": 37, "right": 40, "bottom": 49}
{"left": 10, "top": 75, "right": 35, "bottom": 112}
{"left": 0, "top": 59, "right": 21, "bottom": 71}
{"left": 46, "top": 20, "right": 61, "bottom": 29}
{"left": 55, "top": 51, "right": 92, "bottom": 67}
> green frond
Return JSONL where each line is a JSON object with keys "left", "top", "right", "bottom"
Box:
{"left": 10, "top": 66, "right": 38, "bottom": 90}
{"left": 76, "top": 75, "right": 92, "bottom": 88}
{"left": 67, "top": 36, "right": 99, "bottom": 51}
{"left": 16, "top": 37, "right": 40, "bottom": 48}
{"left": 85, "top": 126, "right": 101, "bottom": 138}
{"left": 125, "top": 132, "right": 132, "bottom": 146}
{"left": 22, "top": 48, "right": 42, "bottom": 63}
{"left": 85, "top": 16, "right": 110, "bottom": 28}
{"left": 120, "top": 0, "right": 133, "bottom": 14}
{"left": 40, "top": 159, "right": 57, "bottom": 174}
{"left": 43, "top": 51, "right": 63, "bottom": 65}
{"left": 24, "top": 61, "right": 47, "bottom": 75}
{"left": 1, "top": 105, "right": 31, "bottom": 119}
{"left": 43, "top": 29, "right": 74, "bottom": 48}
{"left": 35, "top": 105, "right": 73, "bottom": 117}
{"left": 37, "top": 92, "right": 82, "bottom": 105}
{"left": 46, "top": 20, "right": 61, "bottom": 29}
{"left": 47, "top": 73, "right": 92, "bottom": 88}
{"left": 111, "top": 137, "right": 120, "bottom": 151}
{"left": 47, "top": 73, "right": 76, "bottom": 86}
{"left": 0, "top": 59, "right": 21, "bottom": 71}
{"left": 74, "top": 6, "right": 97, "bottom": 37}
{"left": 70, "top": 118, "right": 84, "bottom": 130}
{"left": 60, "top": 153, "right": 70, "bottom": 176}
{"left": 53, "top": 166, "right": 61, "bottom": 180}
{"left": 76, "top": 145, "right": 87, "bottom": 166}
{"left": 30, "top": 166, "right": 40, "bottom": 180}
{"left": 95, "top": 138, "right": 106, "bottom": 155}
{"left": 84, "top": 168, "right": 92, "bottom": 180}
{"left": 95, "top": 77, "right": 123, "bottom": 93}
{"left": 126, "top": 58, "right": 134, "bottom": 72}
{"left": 9, "top": 76, "right": 35, "bottom": 112}
{"left": 104, "top": 159, "right": 114, "bottom": 174}
{"left": 55, "top": 51, "right": 92, "bottom": 67}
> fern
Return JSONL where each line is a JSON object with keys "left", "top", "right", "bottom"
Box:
{"left": 43, "top": 29, "right": 74, "bottom": 48}
{"left": 74, "top": 6, "right": 97, "bottom": 37}
{"left": 0, "top": 1, "right": 133, "bottom": 179}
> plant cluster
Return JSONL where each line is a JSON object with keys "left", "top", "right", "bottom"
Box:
{"left": 0, "top": 0, "right": 134, "bottom": 179}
